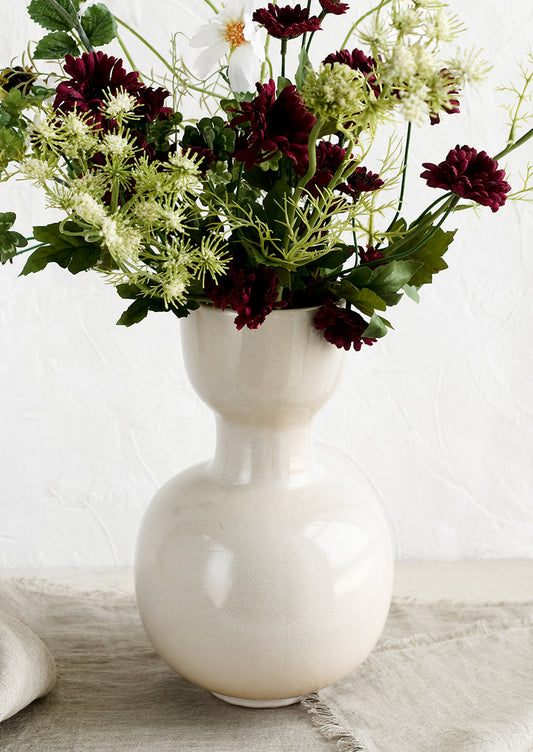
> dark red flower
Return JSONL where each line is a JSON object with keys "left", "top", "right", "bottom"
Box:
{"left": 253, "top": 4, "right": 322, "bottom": 39}
{"left": 323, "top": 47, "right": 379, "bottom": 95}
{"left": 429, "top": 69, "right": 460, "bottom": 125}
{"left": 53, "top": 52, "right": 142, "bottom": 119}
{"left": 0, "top": 65, "right": 37, "bottom": 95}
{"left": 135, "top": 85, "right": 173, "bottom": 122}
{"left": 421, "top": 145, "right": 511, "bottom": 212}
{"left": 358, "top": 245, "right": 384, "bottom": 266}
{"left": 231, "top": 79, "right": 316, "bottom": 174}
{"left": 338, "top": 166, "right": 384, "bottom": 199}
{"left": 205, "top": 261, "right": 285, "bottom": 329}
{"left": 314, "top": 301, "right": 376, "bottom": 351}
{"left": 305, "top": 141, "right": 347, "bottom": 196}
{"left": 319, "top": 0, "right": 349, "bottom": 14}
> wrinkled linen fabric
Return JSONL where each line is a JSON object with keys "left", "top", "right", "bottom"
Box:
{"left": 0, "top": 610, "right": 56, "bottom": 722}
{"left": 0, "top": 574, "right": 531, "bottom": 752}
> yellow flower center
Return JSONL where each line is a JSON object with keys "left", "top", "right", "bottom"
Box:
{"left": 224, "top": 21, "right": 246, "bottom": 49}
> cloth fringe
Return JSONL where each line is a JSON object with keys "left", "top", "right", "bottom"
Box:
{"left": 3, "top": 577, "right": 135, "bottom": 602}
{"left": 374, "top": 615, "right": 533, "bottom": 654}
{"left": 302, "top": 693, "right": 364, "bottom": 752}
{"left": 392, "top": 595, "right": 533, "bottom": 608}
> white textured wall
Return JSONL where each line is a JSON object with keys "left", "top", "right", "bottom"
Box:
{"left": 1, "top": 1, "right": 532, "bottom": 567}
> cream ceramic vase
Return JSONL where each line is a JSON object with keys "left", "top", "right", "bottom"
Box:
{"left": 135, "top": 306, "right": 394, "bottom": 707}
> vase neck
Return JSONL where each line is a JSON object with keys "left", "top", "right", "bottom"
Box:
{"left": 211, "top": 416, "right": 315, "bottom": 488}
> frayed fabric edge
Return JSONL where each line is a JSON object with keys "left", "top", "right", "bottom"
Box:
{"left": 392, "top": 595, "right": 533, "bottom": 609}
{"left": 373, "top": 615, "right": 533, "bottom": 654}
{"left": 0, "top": 577, "right": 135, "bottom": 602}
{"left": 302, "top": 693, "right": 365, "bottom": 752}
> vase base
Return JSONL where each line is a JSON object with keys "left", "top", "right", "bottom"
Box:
{"left": 211, "top": 692, "right": 303, "bottom": 708}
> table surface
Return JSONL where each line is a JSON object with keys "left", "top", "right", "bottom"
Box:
{"left": 0, "top": 560, "right": 531, "bottom": 752}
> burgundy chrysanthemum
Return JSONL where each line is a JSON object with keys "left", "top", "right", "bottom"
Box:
{"left": 305, "top": 141, "right": 347, "bottom": 196}
{"left": 421, "top": 145, "right": 511, "bottom": 212}
{"left": 429, "top": 69, "right": 460, "bottom": 125}
{"left": 231, "top": 79, "right": 316, "bottom": 174}
{"left": 323, "top": 47, "right": 379, "bottom": 95}
{"left": 53, "top": 52, "right": 142, "bottom": 118}
{"left": 135, "top": 85, "right": 173, "bottom": 123}
{"left": 252, "top": 4, "right": 322, "bottom": 39}
{"left": 358, "top": 245, "right": 384, "bottom": 266}
{"left": 319, "top": 0, "right": 349, "bottom": 15}
{"left": 205, "top": 261, "right": 285, "bottom": 330}
{"left": 338, "top": 166, "right": 384, "bottom": 199}
{"left": 314, "top": 301, "right": 376, "bottom": 351}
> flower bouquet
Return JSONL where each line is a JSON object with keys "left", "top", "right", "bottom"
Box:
{"left": 1, "top": 0, "right": 532, "bottom": 353}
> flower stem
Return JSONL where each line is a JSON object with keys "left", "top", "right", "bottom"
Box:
{"left": 201, "top": 0, "right": 219, "bottom": 12}
{"left": 115, "top": 17, "right": 174, "bottom": 74}
{"left": 494, "top": 125, "right": 533, "bottom": 161}
{"left": 115, "top": 17, "right": 224, "bottom": 99}
{"left": 385, "top": 121, "right": 411, "bottom": 232}
{"left": 340, "top": 0, "right": 393, "bottom": 50}
{"left": 281, "top": 39, "right": 287, "bottom": 78}
{"left": 116, "top": 34, "right": 138, "bottom": 73}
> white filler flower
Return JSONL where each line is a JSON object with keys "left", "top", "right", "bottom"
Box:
{"left": 190, "top": 0, "right": 266, "bottom": 92}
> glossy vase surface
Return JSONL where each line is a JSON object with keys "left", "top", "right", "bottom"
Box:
{"left": 135, "top": 306, "right": 394, "bottom": 706}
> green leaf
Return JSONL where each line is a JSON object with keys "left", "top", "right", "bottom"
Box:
{"left": 0, "top": 212, "right": 28, "bottom": 263}
{"left": 263, "top": 179, "right": 291, "bottom": 242}
{"left": 27, "top": 0, "right": 80, "bottom": 32}
{"left": 81, "top": 3, "right": 117, "bottom": 46}
{"left": 365, "top": 260, "right": 422, "bottom": 305}
{"left": 26, "top": 85, "right": 57, "bottom": 102}
{"left": 0, "top": 128, "right": 25, "bottom": 167}
{"left": 34, "top": 31, "right": 80, "bottom": 59}
{"left": 116, "top": 298, "right": 151, "bottom": 326}
{"left": 295, "top": 47, "right": 312, "bottom": 89}
{"left": 116, "top": 283, "right": 141, "bottom": 300}
{"left": 1, "top": 88, "right": 24, "bottom": 117}
{"left": 402, "top": 284, "right": 420, "bottom": 303}
{"left": 362, "top": 312, "right": 391, "bottom": 339}
{"left": 407, "top": 228, "right": 455, "bottom": 287}
{"left": 20, "top": 222, "right": 101, "bottom": 275}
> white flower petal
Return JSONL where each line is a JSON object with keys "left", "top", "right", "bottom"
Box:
{"left": 194, "top": 41, "right": 228, "bottom": 77}
{"left": 228, "top": 43, "right": 261, "bottom": 92}
{"left": 190, "top": 22, "right": 224, "bottom": 48}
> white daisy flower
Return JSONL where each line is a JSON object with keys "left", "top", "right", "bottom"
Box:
{"left": 190, "top": 0, "right": 266, "bottom": 93}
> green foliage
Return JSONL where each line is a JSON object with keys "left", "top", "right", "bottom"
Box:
{"left": 116, "top": 284, "right": 199, "bottom": 326}
{"left": 34, "top": 31, "right": 80, "bottom": 59}
{"left": 81, "top": 3, "right": 117, "bottom": 46}
{"left": 20, "top": 222, "right": 101, "bottom": 275}
{"left": 362, "top": 312, "right": 391, "bottom": 339}
{"left": 27, "top": 0, "right": 80, "bottom": 32}
{"left": 295, "top": 48, "right": 312, "bottom": 90}
{"left": 0, "top": 212, "right": 28, "bottom": 263}
{"left": 181, "top": 116, "right": 235, "bottom": 162}
{"left": 0, "top": 128, "right": 25, "bottom": 168}
{"left": 147, "top": 111, "right": 183, "bottom": 152}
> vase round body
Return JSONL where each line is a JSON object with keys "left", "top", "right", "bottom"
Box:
{"left": 135, "top": 306, "right": 394, "bottom": 706}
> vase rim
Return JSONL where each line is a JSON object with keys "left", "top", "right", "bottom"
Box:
{"left": 196, "top": 303, "right": 323, "bottom": 317}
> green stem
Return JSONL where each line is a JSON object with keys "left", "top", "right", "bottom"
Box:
{"left": 282, "top": 119, "right": 323, "bottom": 253}
{"left": 115, "top": 17, "right": 174, "bottom": 74}
{"left": 281, "top": 38, "right": 287, "bottom": 78}
{"left": 201, "top": 0, "right": 219, "bottom": 12}
{"left": 116, "top": 34, "right": 138, "bottom": 72}
{"left": 385, "top": 121, "right": 411, "bottom": 233}
{"left": 340, "top": 0, "right": 393, "bottom": 50}
{"left": 46, "top": 0, "right": 93, "bottom": 52}
{"left": 115, "top": 17, "right": 223, "bottom": 99}
{"left": 381, "top": 195, "right": 459, "bottom": 264}
{"left": 494, "top": 125, "right": 533, "bottom": 161}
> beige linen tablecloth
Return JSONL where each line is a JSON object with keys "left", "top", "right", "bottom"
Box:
{"left": 0, "top": 561, "right": 531, "bottom": 752}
